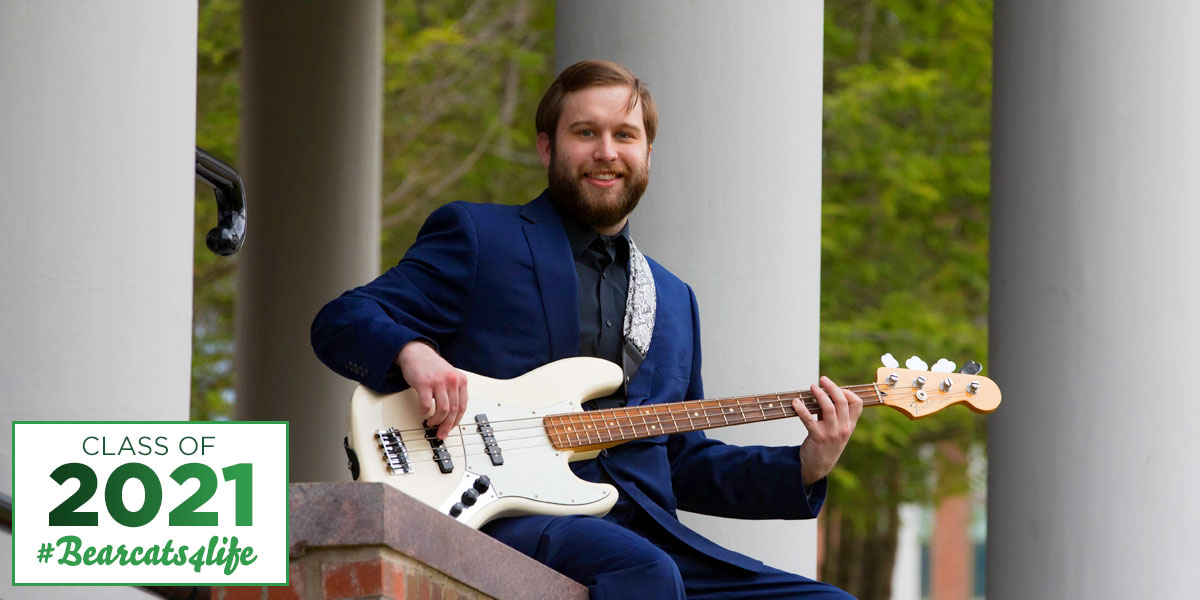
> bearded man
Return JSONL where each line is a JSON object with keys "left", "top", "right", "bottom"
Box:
{"left": 312, "top": 60, "right": 859, "bottom": 599}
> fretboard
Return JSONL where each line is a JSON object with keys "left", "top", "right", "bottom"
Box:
{"left": 543, "top": 384, "right": 886, "bottom": 451}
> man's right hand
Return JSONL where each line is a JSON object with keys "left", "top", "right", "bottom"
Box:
{"left": 396, "top": 340, "right": 468, "bottom": 440}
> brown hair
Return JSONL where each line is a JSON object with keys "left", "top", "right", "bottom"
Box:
{"left": 535, "top": 60, "right": 658, "bottom": 145}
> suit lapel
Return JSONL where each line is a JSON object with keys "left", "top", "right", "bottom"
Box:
{"left": 521, "top": 192, "right": 579, "bottom": 362}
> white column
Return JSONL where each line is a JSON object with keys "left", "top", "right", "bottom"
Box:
{"left": 238, "top": 0, "right": 383, "bottom": 483}
{"left": 989, "top": 1, "right": 1200, "bottom": 597}
{"left": 0, "top": 2, "right": 196, "bottom": 597}
{"left": 556, "top": 0, "right": 824, "bottom": 575}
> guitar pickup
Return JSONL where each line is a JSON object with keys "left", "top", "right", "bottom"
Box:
{"left": 374, "top": 428, "right": 412, "bottom": 474}
{"left": 475, "top": 414, "right": 504, "bottom": 466}
{"left": 423, "top": 422, "right": 455, "bottom": 474}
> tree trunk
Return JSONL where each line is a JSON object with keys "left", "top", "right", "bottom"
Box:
{"left": 821, "top": 463, "right": 901, "bottom": 599}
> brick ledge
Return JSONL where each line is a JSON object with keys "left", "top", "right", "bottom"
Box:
{"left": 287, "top": 482, "right": 587, "bottom": 600}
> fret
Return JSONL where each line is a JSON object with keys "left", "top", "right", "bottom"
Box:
{"left": 624, "top": 408, "right": 638, "bottom": 441}
{"left": 568, "top": 414, "right": 581, "bottom": 448}
{"left": 593, "top": 410, "right": 612, "bottom": 444}
{"left": 602, "top": 410, "right": 619, "bottom": 443}
{"left": 579, "top": 412, "right": 598, "bottom": 445}
{"left": 660, "top": 404, "right": 674, "bottom": 434}
{"left": 585, "top": 410, "right": 604, "bottom": 443}
{"left": 667, "top": 403, "right": 687, "bottom": 435}
{"left": 683, "top": 401, "right": 704, "bottom": 432}
{"left": 735, "top": 396, "right": 752, "bottom": 425}
{"left": 637, "top": 406, "right": 652, "bottom": 438}
{"left": 614, "top": 407, "right": 635, "bottom": 442}
{"left": 648, "top": 405, "right": 665, "bottom": 436}
{"left": 567, "top": 413, "right": 587, "bottom": 446}
{"left": 765, "top": 394, "right": 782, "bottom": 419}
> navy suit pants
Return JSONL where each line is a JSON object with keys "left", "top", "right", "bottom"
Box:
{"left": 483, "top": 515, "right": 853, "bottom": 599}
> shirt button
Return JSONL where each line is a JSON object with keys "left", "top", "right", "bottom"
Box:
{"left": 606, "top": 319, "right": 612, "bottom": 327}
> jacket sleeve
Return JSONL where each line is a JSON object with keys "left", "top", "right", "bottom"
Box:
{"left": 665, "top": 285, "right": 828, "bottom": 520}
{"left": 310, "top": 202, "right": 478, "bottom": 393}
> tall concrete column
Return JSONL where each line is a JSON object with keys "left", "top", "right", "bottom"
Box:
{"left": 238, "top": 1, "right": 383, "bottom": 482}
{"left": 556, "top": 1, "right": 824, "bottom": 575}
{"left": 0, "top": 2, "right": 196, "bottom": 597}
{"left": 989, "top": 2, "right": 1200, "bottom": 597}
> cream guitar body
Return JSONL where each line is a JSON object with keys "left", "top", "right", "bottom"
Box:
{"left": 346, "top": 354, "right": 1001, "bottom": 530}
{"left": 347, "top": 357, "right": 624, "bottom": 529}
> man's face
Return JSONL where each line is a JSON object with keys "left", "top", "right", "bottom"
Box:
{"left": 537, "top": 85, "right": 652, "bottom": 233}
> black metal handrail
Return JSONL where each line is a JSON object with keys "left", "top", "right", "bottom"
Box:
{"left": 1, "top": 492, "right": 11, "bottom": 533}
{"left": 196, "top": 147, "right": 247, "bottom": 256}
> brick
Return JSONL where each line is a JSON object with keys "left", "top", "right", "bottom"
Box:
{"left": 408, "top": 573, "right": 430, "bottom": 600}
{"left": 323, "top": 558, "right": 384, "bottom": 599}
{"left": 382, "top": 559, "right": 405, "bottom": 599}
{"left": 219, "top": 586, "right": 265, "bottom": 600}
{"left": 268, "top": 563, "right": 305, "bottom": 600}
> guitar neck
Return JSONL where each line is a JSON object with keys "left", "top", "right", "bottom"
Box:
{"left": 544, "top": 383, "right": 887, "bottom": 452}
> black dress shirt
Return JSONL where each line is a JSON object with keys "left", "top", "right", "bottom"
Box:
{"left": 558, "top": 209, "right": 639, "bottom": 409}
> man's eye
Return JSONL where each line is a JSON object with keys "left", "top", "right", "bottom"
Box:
{"left": 616, "top": 132, "right": 631, "bottom": 139}
{"left": 579, "top": 129, "right": 594, "bottom": 137}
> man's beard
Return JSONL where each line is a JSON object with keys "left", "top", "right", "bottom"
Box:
{"left": 547, "top": 149, "right": 649, "bottom": 230}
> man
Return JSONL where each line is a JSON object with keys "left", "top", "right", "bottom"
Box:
{"left": 312, "top": 60, "right": 860, "bottom": 599}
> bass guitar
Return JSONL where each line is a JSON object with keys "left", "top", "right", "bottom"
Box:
{"left": 345, "top": 354, "right": 1000, "bottom": 529}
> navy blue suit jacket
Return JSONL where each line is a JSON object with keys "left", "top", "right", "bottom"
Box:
{"left": 311, "top": 191, "right": 826, "bottom": 572}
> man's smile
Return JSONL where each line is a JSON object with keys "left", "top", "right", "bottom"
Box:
{"left": 584, "top": 170, "right": 623, "bottom": 187}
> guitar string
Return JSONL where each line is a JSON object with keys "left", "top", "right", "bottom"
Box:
{"left": 379, "top": 398, "right": 877, "bottom": 467}
{"left": 375, "top": 383, "right": 892, "bottom": 439}
{"left": 378, "top": 390, "right": 977, "bottom": 468}
{"left": 378, "top": 387, "right": 886, "bottom": 451}
{"left": 387, "top": 410, "right": 838, "bottom": 469}
{"left": 399, "top": 387, "right": 966, "bottom": 457}
{"left": 382, "top": 387, "right": 954, "bottom": 463}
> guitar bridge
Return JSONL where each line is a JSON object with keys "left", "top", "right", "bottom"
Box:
{"left": 375, "top": 427, "right": 413, "bottom": 474}
{"left": 474, "top": 414, "right": 504, "bottom": 466}
{"left": 423, "top": 422, "right": 456, "bottom": 474}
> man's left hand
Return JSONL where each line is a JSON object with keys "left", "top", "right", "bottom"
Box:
{"left": 794, "top": 376, "right": 864, "bottom": 485}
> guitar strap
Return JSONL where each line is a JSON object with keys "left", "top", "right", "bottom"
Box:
{"left": 620, "top": 239, "right": 656, "bottom": 390}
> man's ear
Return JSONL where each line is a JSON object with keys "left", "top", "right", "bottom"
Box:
{"left": 647, "top": 143, "right": 652, "bottom": 167}
{"left": 536, "top": 132, "right": 552, "bottom": 168}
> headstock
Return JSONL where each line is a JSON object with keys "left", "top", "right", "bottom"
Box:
{"left": 874, "top": 355, "right": 1001, "bottom": 419}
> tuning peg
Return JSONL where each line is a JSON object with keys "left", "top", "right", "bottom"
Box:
{"left": 905, "top": 356, "right": 928, "bottom": 370}
{"left": 958, "top": 361, "right": 982, "bottom": 375}
{"left": 881, "top": 353, "right": 899, "bottom": 368}
{"left": 931, "top": 358, "right": 956, "bottom": 373}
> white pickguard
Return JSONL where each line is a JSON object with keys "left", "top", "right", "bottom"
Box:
{"left": 347, "top": 356, "right": 624, "bottom": 529}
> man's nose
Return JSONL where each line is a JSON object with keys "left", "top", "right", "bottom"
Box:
{"left": 593, "top": 135, "right": 618, "bottom": 161}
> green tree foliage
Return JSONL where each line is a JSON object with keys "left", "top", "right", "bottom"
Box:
{"left": 193, "top": 0, "right": 241, "bottom": 420}
{"left": 820, "top": 1, "right": 992, "bottom": 596}
{"left": 191, "top": 0, "right": 555, "bottom": 419}
{"left": 379, "top": 0, "right": 555, "bottom": 264}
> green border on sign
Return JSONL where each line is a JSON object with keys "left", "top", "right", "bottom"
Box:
{"left": 11, "top": 420, "right": 290, "bottom": 587}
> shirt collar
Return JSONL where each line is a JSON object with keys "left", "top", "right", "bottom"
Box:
{"left": 553, "top": 196, "right": 631, "bottom": 259}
